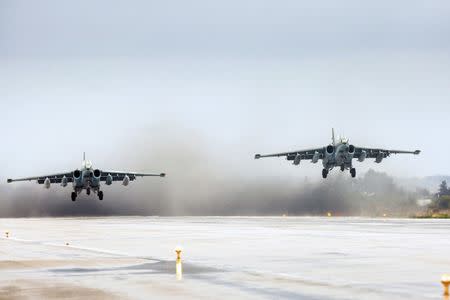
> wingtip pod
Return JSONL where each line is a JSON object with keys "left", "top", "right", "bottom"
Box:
{"left": 414, "top": 150, "right": 421, "bottom": 155}
{"left": 255, "top": 154, "right": 261, "bottom": 159}
{"left": 7, "top": 179, "right": 12, "bottom": 183}
{"left": 160, "top": 173, "right": 166, "bottom": 177}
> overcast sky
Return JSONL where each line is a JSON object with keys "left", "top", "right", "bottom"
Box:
{"left": 1, "top": 0, "right": 449, "bottom": 182}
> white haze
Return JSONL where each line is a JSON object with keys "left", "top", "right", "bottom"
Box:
{"left": 0, "top": 0, "right": 449, "bottom": 216}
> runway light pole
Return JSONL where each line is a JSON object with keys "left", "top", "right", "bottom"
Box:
{"left": 442, "top": 274, "right": 450, "bottom": 296}
{"left": 175, "top": 246, "right": 183, "bottom": 280}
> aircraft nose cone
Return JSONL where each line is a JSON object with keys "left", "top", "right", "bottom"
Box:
{"left": 338, "top": 145, "right": 347, "bottom": 153}
{"left": 339, "top": 145, "right": 349, "bottom": 153}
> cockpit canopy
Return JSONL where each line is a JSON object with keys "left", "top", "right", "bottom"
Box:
{"left": 339, "top": 136, "right": 349, "bottom": 144}
{"left": 82, "top": 160, "right": 93, "bottom": 169}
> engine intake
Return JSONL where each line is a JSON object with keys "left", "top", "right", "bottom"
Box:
{"left": 326, "top": 145, "right": 334, "bottom": 154}
{"left": 348, "top": 145, "right": 355, "bottom": 154}
{"left": 93, "top": 169, "right": 101, "bottom": 178}
{"left": 73, "top": 170, "right": 81, "bottom": 179}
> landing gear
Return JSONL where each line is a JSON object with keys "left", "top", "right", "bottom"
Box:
{"left": 322, "top": 169, "right": 328, "bottom": 179}
{"left": 340, "top": 165, "right": 345, "bottom": 172}
{"left": 98, "top": 191, "right": 103, "bottom": 201}
{"left": 86, "top": 188, "right": 91, "bottom": 196}
{"left": 350, "top": 168, "right": 356, "bottom": 178}
{"left": 71, "top": 192, "right": 77, "bottom": 202}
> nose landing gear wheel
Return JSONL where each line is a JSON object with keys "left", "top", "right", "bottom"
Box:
{"left": 86, "top": 189, "right": 91, "bottom": 196}
{"left": 350, "top": 168, "right": 356, "bottom": 178}
{"left": 340, "top": 165, "right": 345, "bottom": 172}
{"left": 322, "top": 169, "right": 328, "bottom": 179}
{"left": 98, "top": 191, "right": 103, "bottom": 201}
{"left": 71, "top": 192, "right": 77, "bottom": 202}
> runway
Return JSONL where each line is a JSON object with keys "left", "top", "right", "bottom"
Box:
{"left": 1, "top": 217, "right": 449, "bottom": 299}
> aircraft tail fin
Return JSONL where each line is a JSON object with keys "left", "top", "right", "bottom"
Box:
{"left": 332, "top": 128, "right": 336, "bottom": 146}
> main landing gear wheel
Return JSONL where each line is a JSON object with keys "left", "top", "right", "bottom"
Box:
{"left": 71, "top": 192, "right": 77, "bottom": 202}
{"left": 350, "top": 168, "right": 356, "bottom": 178}
{"left": 98, "top": 191, "right": 104, "bottom": 201}
{"left": 322, "top": 169, "right": 328, "bottom": 179}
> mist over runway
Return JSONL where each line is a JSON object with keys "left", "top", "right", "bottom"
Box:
{"left": 0, "top": 126, "right": 426, "bottom": 218}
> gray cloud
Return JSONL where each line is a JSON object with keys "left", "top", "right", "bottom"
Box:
{"left": 1, "top": 1, "right": 449, "bottom": 59}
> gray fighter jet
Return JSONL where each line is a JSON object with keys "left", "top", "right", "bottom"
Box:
{"left": 7, "top": 153, "right": 165, "bottom": 201}
{"left": 255, "top": 129, "right": 420, "bottom": 178}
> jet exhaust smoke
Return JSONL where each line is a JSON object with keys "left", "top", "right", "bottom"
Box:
{"left": 0, "top": 126, "right": 422, "bottom": 217}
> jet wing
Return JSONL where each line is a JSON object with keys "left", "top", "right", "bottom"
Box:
{"left": 353, "top": 147, "right": 421, "bottom": 159}
{"left": 100, "top": 171, "right": 166, "bottom": 182}
{"left": 255, "top": 147, "right": 325, "bottom": 162}
{"left": 7, "top": 172, "right": 74, "bottom": 184}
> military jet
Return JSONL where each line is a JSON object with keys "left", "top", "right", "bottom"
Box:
{"left": 255, "top": 129, "right": 420, "bottom": 178}
{"left": 7, "top": 153, "right": 165, "bottom": 201}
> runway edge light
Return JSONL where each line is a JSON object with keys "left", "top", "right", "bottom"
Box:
{"left": 442, "top": 274, "right": 450, "bottom": 296}
{"left": 175, "top": 246, "right": 183, "bottom": 280}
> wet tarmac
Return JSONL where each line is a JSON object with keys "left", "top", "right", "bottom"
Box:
{"left": 1, "top": 217, "right": 449, "bottom": 299}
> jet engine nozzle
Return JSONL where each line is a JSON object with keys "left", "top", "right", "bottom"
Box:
{"left": 122, "top": 175, "right": 130, "bottom": 186}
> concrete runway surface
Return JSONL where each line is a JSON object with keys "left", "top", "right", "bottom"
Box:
{"left": 1, "top": 217, "right": 449, "bottom": 299}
